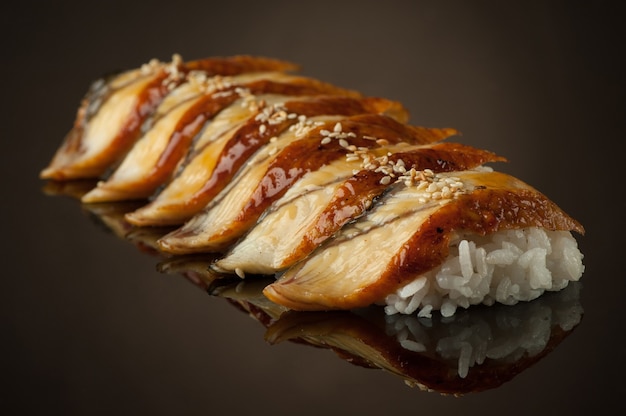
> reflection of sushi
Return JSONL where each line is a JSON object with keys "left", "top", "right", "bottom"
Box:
{"left": 209, "top": 276, "right": 583, "bottom": 394}
{"left": 158, "top": 255, "right": 230, "bottom": 292}
{"left": 41, "top": 54, "right": 584, "bottom": 318}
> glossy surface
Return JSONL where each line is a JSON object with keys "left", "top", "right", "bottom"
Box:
{"left": 4, "top": 2, "right": 623, "bottom": 415}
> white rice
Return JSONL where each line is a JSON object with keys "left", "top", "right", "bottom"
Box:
{"left": 384, "top": 227, "right": 584, "bottom": 318}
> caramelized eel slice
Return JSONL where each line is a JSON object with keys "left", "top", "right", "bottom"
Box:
{"left": 40, "top": 55, "right": 299, "bottom": 181}
{"left": 216, "top": 142, "right": 503, "bottom": 274}
{"left": 125, "top": 96, "right": 409, "bottom": 226}
{"left": 158, "top": 115, "right": 455, "bottom": 254}
{"left": 81, "top": 72, "right": 364, "bottom": 203}
{"left": 264, "top": 170, "right": 584, "bottom": 311}
{"left": 156, "top": 114, "right": 345, "bottom": 254}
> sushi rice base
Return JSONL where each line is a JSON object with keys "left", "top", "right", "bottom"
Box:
{"left": 384, "top": 227, "right": 584, "bottom": 318}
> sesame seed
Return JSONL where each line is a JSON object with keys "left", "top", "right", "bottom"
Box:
{"left": 289, "top": 115, "right": 324, "bottom": 138}
{"left": 259, "top": 124, "right": 267, "bottom": 134}
{"left": 235, "top": 268, "right": 245, "bottom": 279}
{"left": 394, "top": 168, "right": 468, "bottom": 202}
{"left": 380, "top": 176, "right": 392, "bottom": 185}
{"left": 320, "top": 137, "right": 332, "bottom": 145}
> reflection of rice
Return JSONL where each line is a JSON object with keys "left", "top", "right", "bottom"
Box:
{"left": 385, "top": 227, "right": 584, "bottom": 318}
{"left": 386, "top": 282, "right": 583, "bottom": 378}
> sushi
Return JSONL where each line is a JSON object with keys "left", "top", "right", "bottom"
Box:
{"left": 125, "top": 95, "right": 409, "bottom": 226}
{"left": 40, "top": 54, "right": 585, "bottom": 318}
{"left": 263, "top": 170, "right": 584, "bottom": 317}
{"left": 80, "top": 72, "right": 365, "bottom": 203}
{"left": 215, "top": 142, "right": 506, "bottom": 274}
{"left": 157, "top": 114, "right": 457, "bottom": 253}
{"left": 40, "top": 55, "right": 299, "bottom": 181}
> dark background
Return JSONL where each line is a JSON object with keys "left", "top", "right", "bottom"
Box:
{"left": 2, "top": 1, "right": 624, "bottom": 415}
